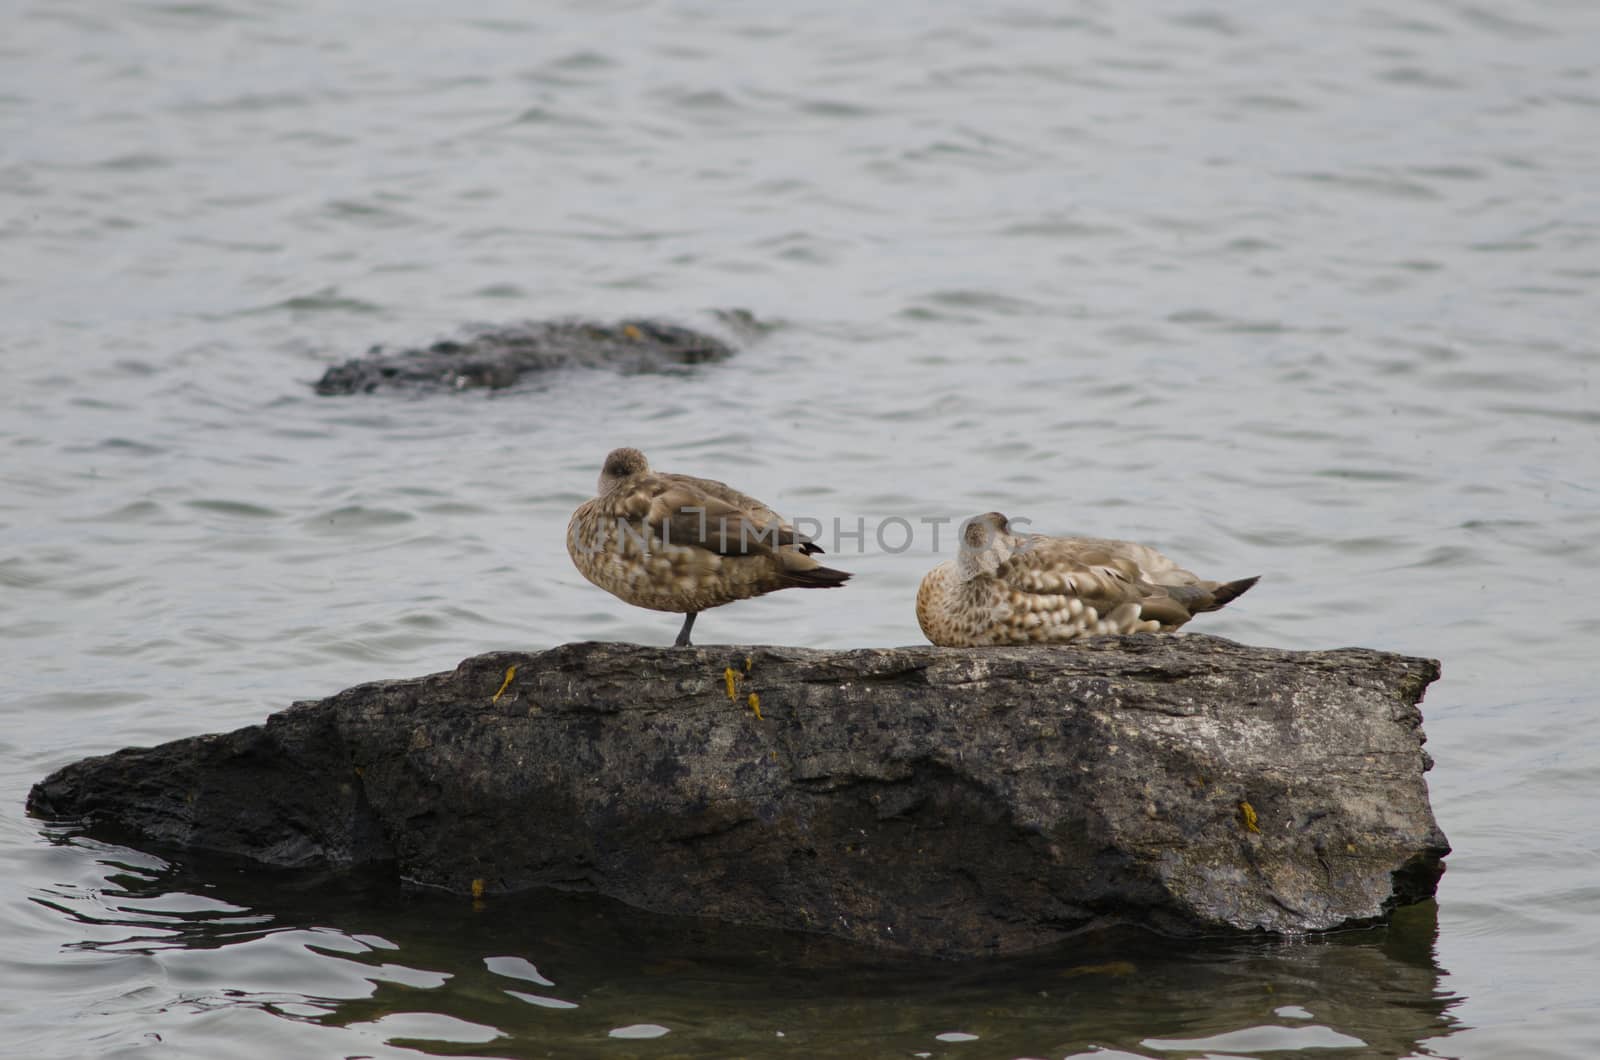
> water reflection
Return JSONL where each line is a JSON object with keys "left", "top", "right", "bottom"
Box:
{"left": 33, "top": 837, "right": 1462, "bottom": 1058}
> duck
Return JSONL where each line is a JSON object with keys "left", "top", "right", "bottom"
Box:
{"left": 916, "top": 511, "right": 1256, "bottom": 647}
{"left": 567, "top": 447, "right": 851, "bottom": 646}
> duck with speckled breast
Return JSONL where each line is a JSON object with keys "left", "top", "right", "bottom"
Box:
{"left": 916, "top": 511, "right": 1257, "bottom": 647}
{"left": 567, "top": 448, "right": 851, "bottom": 646}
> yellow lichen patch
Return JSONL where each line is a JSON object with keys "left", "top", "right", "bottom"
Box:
{"left": 745, "top": 654, "right": 753, "bottom": 673}
{"left": 470, "top": 878, "right": 485, "bottom": 899}
{"left": 1239, "top": 801, "right": 1260, "bottom": 833}
{"left": 622, "top": 323, "right": 643, "bottom": 340}
{"left": 747, "top": 692, "right": 762, "bottom": 720}
{"left": 492, "top": 665, "right": 517, "bottom": 704}
{"left": 724, "top": 667, "right": 738, "bottom": 700}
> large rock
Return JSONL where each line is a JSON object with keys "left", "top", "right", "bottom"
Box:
{"left": 313, "top": 315, "right": 746, "bottom": 394}
{"left": 26, "top": 635, "right": 1449, "bottom": 958}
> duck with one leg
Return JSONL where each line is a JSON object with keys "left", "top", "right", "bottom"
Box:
{"left": 567, "top": 447, "right": 851, "bottom": 646}
{"left": 916, "top": 511, "right": 1257, "bottom": 647}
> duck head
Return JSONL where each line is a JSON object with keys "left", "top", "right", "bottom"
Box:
{"left": 956, "top": 511, "right": 1020, "bottom": 580}
{"left": 598, "top": 447, "right": 650, "bottom": 494}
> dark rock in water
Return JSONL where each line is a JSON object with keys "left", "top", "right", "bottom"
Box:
{"left": 27, "top": 635, "right": 1449, "bottom": 959}
{"left": 313, "top": 316, "right": 744, "bottom": 395}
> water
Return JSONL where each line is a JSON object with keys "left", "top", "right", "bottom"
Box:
{"left": 3, "top": 0, "right": 1598, "bottom": 1055}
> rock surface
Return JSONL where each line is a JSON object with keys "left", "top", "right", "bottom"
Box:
{"left": 27, "top": 635, "right": 1449, "bottom": 958}
{"left": 313, "top": 316, "right": 743, "bottom": 394}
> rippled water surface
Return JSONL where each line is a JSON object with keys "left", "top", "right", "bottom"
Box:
{"left": 5, "top": 1, "right": 1599, "bottom": 1056}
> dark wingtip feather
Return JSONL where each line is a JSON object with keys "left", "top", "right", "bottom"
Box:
{"left": 788, "top": 564, "right": 851, "bottom": 589}
{"left": 1210, "top": 575, "right": 1260, "bottom": 608}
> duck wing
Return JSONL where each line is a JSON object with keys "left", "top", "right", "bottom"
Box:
{"left": 1006, "top": 535, "right": 1254, "bottom": 630}
{"left": 663, "top": 472, "right": 824, "bottom": 554}
{"left": 1001, "top": 536, "right": 1158, "bottom": 611}
{"left": 607, "top": 475, "right": 802, "bottom": 557}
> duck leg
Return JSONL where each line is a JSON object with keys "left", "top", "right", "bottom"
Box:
{"left": 674, "top": 612, "right": 698, "bottom": 647}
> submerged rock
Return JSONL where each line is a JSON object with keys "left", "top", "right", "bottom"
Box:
{"left": 313, "top": 315, "right": 747, "bottom": 394}
{"left": 27, "top": 635, "right": 1449, "bottom": 959}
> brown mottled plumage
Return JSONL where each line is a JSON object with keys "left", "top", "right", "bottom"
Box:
{"left": 916, "top": 512, "right": 1257, "bottom": 647}
{"left": 567, "top": 448, "right": 850, "bottom": 646}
